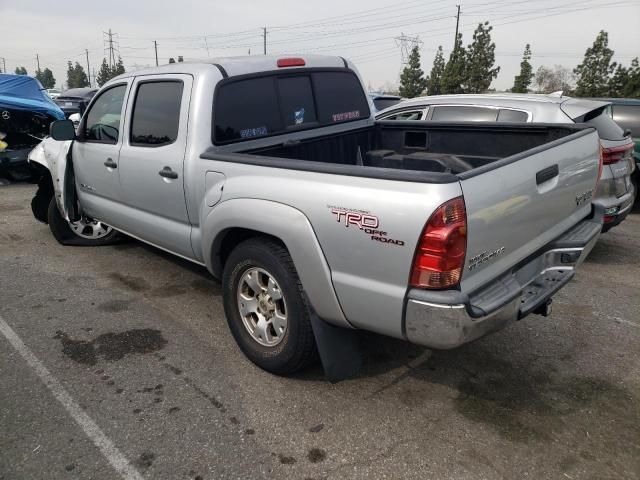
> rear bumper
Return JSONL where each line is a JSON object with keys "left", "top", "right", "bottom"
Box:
{"left": 601, "top": 182, "right": 635, "bottom": 231}
{"left": 404, "top": 208, "right": 603, "bottom": 349}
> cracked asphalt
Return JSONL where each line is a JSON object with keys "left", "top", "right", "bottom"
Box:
{"left": 1, "top": 182, "right": 639, "bottom": 480}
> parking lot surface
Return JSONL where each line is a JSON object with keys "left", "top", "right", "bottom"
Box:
{"left": 1, "top": 182, "right": 639, "bottom": 480}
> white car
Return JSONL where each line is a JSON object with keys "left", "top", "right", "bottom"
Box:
{"left": 46, "top": 89, "right": 62, "bottom": 99}
{"left": 377, "top": 93, "right": 636, "bottom": 232}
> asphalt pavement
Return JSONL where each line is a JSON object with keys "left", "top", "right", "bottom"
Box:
{"left": 1, "top": 182, "right": 639, "bottom": 480}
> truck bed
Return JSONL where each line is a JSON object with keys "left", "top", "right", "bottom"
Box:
{"left": 243, "top": 121, "right": 587, "bottom": 177}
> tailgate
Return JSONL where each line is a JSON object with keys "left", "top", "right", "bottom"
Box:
{"left": 459, "top": 128, "right": 600, "bottom": 294}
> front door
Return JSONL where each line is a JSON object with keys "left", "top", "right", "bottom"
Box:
{"left": 116, "top": 75, "right": 193, "bottom": 259}
{"left": 73, "top": 82, "right": 131, "bottom": 228}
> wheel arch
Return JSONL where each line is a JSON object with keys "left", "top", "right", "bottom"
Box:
{"left": 30, "top": 162, "right": 54, "bottom": 224}
{"left": 201, "top": 198, "right": 351, "bottom": 328}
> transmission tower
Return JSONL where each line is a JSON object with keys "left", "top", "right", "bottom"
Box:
{"left": 103, "top": 29, "right": 120, "bottom": 68}
{"left": 394, "top": 33, "right": 423, "bottom": 68}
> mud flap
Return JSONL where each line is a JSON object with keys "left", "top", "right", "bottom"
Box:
{"left": 309, "top": 307, "right": 362, "bottom": 383}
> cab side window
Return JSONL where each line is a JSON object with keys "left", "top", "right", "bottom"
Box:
{"left": 382, "top": 110, "right": 424, "bottom": 121}
{"left": 130, "top": 81, "right": 184, "bottom": 147}
{"left": 431, "top": 106, "right": 498, "bottom": 122}
{"left": 497, "top": 109, "right": 529, "bottom": 122}
{"left": 83, "top": 84, "right": 127, "bottom": 144}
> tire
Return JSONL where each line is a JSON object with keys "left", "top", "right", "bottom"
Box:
{"left": 47, "top": 197, "right": 120, "bottom": 246}
{"left": 222, "top": 237, "right": 318, "bottom": 375}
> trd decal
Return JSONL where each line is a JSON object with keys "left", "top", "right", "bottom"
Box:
{"left": 331, "top": 209, "right": 379, "bottom": 229}
{"left": 329, "top": 207, "right": 405, "bottom": 246}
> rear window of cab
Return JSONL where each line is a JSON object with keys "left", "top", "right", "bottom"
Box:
{"left": 213, "top": 70, "right": 370, "bottom": 144}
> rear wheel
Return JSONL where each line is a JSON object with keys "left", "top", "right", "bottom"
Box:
{"left": 47, "top": 197, "right": 119, "bottom": 246}
{"left": 222, "top": 237, "right": 317, "bottom": 375}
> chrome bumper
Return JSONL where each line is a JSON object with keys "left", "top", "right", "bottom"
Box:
{"left": 404, "top": 212, "right": 602, "bottom": 349}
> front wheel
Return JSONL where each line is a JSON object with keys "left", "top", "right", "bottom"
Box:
{"left": 47, "top": 197, "right": 120, "bottom": 246}
{"left": 222, "top": 238, "right": 317, "bottom": 375}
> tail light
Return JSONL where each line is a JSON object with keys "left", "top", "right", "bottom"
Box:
{"left": 601, "top": 141, "right": 633, "bottom": 165}
{"left": 596, "top": 145, "right": 604, "bottom": 191}
{"left": 277, "top": 57, "right": 305, "bottom": 68}
{"left": 410, "top": 197, "right": 467, "bottom": 289}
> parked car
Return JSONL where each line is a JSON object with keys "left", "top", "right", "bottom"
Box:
{"left": 46, "top": 88, "right": 62, "bottom": 99}
{"left": 377, "top": 94, "right": 636, "bottom": 231}
{"left": 54, "top": 87, "right": 98, "bottom": 118}
{"left": 591, "top": 98, "right": 640, "bottom": 200}
{"left": 368, "top": 92, "right": 402, "bottom": 112}
{"left": 0, "top": 74, "right": 65, "bottom": 180}
{"left": 29, "top": 56, "right": 602, "bottom": 377}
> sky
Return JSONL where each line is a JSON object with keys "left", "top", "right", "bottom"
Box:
{"left": 1, "top": 0, "right": 639, "bottom": 92}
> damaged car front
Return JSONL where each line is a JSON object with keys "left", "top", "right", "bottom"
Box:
{"left": 0, "top": 74, "right": 65, "bottom": 180}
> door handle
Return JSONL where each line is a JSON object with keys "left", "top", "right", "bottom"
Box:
{"left": 158, "top": 166, "right": 178, "bottom": 179}
{"left": 536, "top": 164, "right": 559, "bottom": 185}
{"left": 104, "top": 158, "right": 117, "bottom": 168}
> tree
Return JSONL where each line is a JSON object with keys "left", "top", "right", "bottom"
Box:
{"left": 113, "top": 56, "right": 125, "bottom": 76}
{"left": 441, "top": 33, "right": 467, "bottom": 94}
{"left": 15, "top": 66, "right": 27, "bottom": 75}
{"left": 96, "top": 57, "right": 126, "bottom": 87}
{"left": 35, "top": 67, "right": 56, "bottom": 88}
{"left": 574, "top": 30, "right": 615, "bottom": 97}
{"left": 621, "top": 57, "right": 640, "bottom": 98}
{"left": 512, "top": 44, "right": 533, "bottom": 93}
{"left": 426, "top": 46, "right": 445, "bottom": 96}
{"left": 96, "top": 59, "right": 111, "bottom": 87}
{"left": 66, "top": 61, "right": 89, "bottom": 88}
{"left": 463, "top": 22, "right": 500, "bottom": 93}
{"left": 533, "top": 65, "right": 575, "bottom": 94}
{"left": 608, "top": 64, "right": 629, "bottom": 97}
{"left": 398, "top": 46, "right": 427, "bottom": 98}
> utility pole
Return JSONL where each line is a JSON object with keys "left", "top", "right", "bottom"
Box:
{"left": 36, "top": 53, "right": 40, "bottom": 73}
{"left": 453, "top": 5, "right": 461, "bottom": 52}
{"left": 85, "top": 49, "right": 91, "bottom": 87}
{"left": 263, "top": 27, "right": 267, "bottom": 55}
{"left": 203, "top": 36, "right": 210, "bottom": 57}
{"left": 154, "top": 41, "right": 159, "bottom": 66}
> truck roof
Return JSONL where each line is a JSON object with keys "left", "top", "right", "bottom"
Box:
{"left": 110, "top": 54, "right": 349, "bottom": 81}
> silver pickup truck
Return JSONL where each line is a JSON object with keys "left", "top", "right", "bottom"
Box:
{"left": 29, "top": 55, "right": 604, "bottom": 376}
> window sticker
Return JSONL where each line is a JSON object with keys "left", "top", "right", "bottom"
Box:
{"left": 294, "top": 108, "right": 305, "bottom": 125}
{"left": 240, "top": 126, "right": 268, "bottom": 138}
{"left": 332, "top": 110, "right": 360, "bottom": 122}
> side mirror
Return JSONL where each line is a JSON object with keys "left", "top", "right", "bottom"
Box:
{"left": 50, "top": 119, "right": 76, "bottom": 141}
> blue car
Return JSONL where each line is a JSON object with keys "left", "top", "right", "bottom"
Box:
{"left": 0, "top": 74, "right": 65, "bottom": 179}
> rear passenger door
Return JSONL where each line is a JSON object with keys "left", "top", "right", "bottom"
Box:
{"left": 117, "top": 75, "right": 194, "bottom": 259}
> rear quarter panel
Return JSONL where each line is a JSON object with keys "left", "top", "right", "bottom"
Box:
{"left": 197, "top": 159, "right": 461, "bottom": 339}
